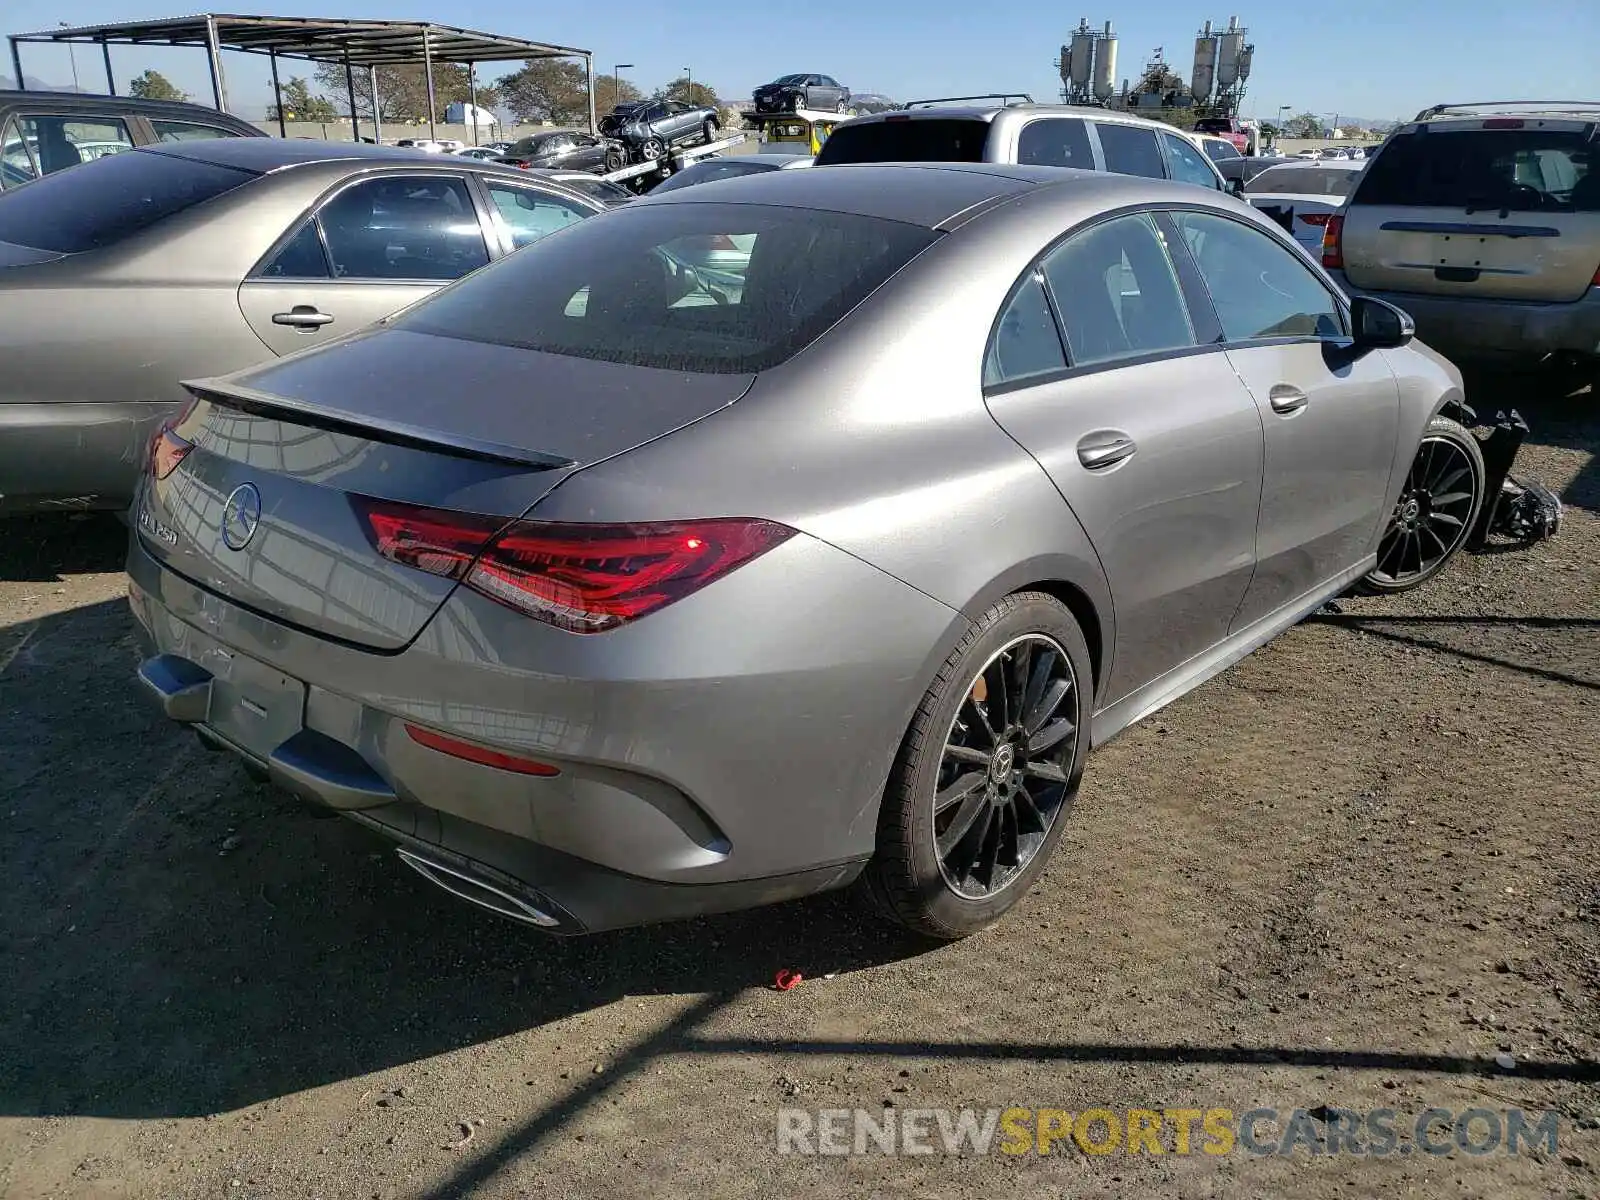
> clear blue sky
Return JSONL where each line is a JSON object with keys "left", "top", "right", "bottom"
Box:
{"left": 5, "top": 0, "right": 1597, "bottom": 124}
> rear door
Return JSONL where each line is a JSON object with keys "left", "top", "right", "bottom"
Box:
{"left": 980, "top": 211, "right": 1265, "bottom": 704}
{"left": 1160, "top": 130, "right": 1226, "bottom": 192}
{"left": 238, "top": 172, "right": 494, "bottom": 356}
{"left": 1092, "top": 121, "right": 1169, "bottom": 181}
{"left": 1341, "top": 120, "right": 1599, "bottom": 302}
{"left": 477, "top": 178, "right": 596, "bottom": 254}
{"left": 1169, "top": 209, "right": 1399, "bottom": 628}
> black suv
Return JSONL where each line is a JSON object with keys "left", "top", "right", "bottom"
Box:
{"left": 753, "top": 74, "right": 851, "bottom": 114}
{"left": 0, "top": 89, "right": 265, "bottom": 189}
{"left": 599, "top": 100, "right": 720, "bottom": 162}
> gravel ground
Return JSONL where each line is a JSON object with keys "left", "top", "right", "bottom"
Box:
{"left": 0, "top": 370, "right": 1596, "bottom": 1199}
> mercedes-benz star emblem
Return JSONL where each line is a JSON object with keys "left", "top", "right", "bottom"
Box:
{"left": 220, "top": 483, "right": 262, "bottom": 551}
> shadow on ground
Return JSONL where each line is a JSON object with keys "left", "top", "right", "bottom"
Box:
{"left": 0, "top": 512, "right": 129, "bottom": 583}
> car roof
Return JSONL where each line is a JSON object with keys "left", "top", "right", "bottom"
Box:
{"left": 836, "top": 103, "right": 1185, "bottom": 131}
{"left": 144, "top": 137, "right": 486, "bottom": 172}
{"left": 631, "top": 160, "right": 1192, "bottom": 228}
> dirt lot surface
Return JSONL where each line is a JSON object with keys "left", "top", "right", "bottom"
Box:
{"left": 1, "top": 372, "right": 1597, "bottom": 1199}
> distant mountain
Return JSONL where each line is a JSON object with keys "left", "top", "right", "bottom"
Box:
{"left": 0, "top": 74, "right": 88, "bottom": 92}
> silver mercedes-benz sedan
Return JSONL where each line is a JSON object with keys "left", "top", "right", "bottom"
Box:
{"left": 0, "top": 139, "right": 608, "bottom": 514}
{"left": 129, "top": 163, "right": 1484, "bottom": 938}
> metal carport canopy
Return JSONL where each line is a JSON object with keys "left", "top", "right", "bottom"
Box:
{"left": 7, "top": 14, "right": 596, "bottom": 140}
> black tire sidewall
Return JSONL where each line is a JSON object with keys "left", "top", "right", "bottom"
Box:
{"left": 870, "top": 593, "right": 1093, "bottom": 938}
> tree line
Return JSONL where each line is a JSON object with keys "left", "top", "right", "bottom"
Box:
{"left": 255, "top": 60, "right": 721, "bottom": 125}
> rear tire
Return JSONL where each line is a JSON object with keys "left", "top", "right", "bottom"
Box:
{"left": 640, "top": 137, "right": 665, "bottom": 161}
{"left": 1359, "top": 415, "right": 1485, "bottom": 594}
{"left": 702, "top": 119, "right": 718, "bottom": 145}
{"left": 864, "top": 592, "right": 1092, "bottom": 939}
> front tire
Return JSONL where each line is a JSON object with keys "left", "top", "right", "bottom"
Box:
{"left": 1359, "top": 415, "right": 1485, "bottom": 594}
{"left": 865, "top": 593, "right": 1092, "bottom": 939}
{"left": 640, "top": 137, "right": 666, "bottom": 161}
{"left": 701, "top": 119, "right": 718, "bottom": 145}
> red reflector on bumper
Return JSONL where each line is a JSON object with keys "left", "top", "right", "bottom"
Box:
{"left": 404, "top": 724, "right": 561, "bottom": 776}
{"left": 150, "top": 424, "right": 193, "bottom": 480}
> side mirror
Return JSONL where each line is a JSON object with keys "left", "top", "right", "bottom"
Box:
{"left": 1351, "top": 295, "right": 1414, "bottom": 350}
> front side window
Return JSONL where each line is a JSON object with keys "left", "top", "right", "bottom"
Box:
{"left": 1203, "top": 139, "right": 1242, "bottom": 162}
{"left": 397, "top": 202, "right": 937, "bottom": 374}
{"left": 0, "top": 148, "right": 253, "bottom": 251}
{"left": 316, "top": 175, "right": 489, "bottom": 281}
{"left": 151, "top": 120, "right": 241, "bottom": 143}
{"left": 984, "top": 273, "right": 1066, "bottom": 387}
{"left": 484, "top": 182, "right": 592, "bottom": 250}
{"left": 1040, "top": 213, "right": 1196, "bottom": 367}
{"left": 1163, "top": 133, "right": 1222, "bottom": 190}
{"left": 1172, "top": 210, "right": 1344, "bottom": 341}
{"left": 1017, "top": 119, "right": 1093, "bottom": 170}
{"left": 1095, "top": 123, "right": 1166, "bottom": 179}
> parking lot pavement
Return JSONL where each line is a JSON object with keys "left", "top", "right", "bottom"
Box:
{"left": 0, "top": 375, "right": 1595, "bottom": 1199}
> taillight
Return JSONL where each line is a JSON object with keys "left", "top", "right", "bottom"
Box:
{"left": 517, "top": 161, "right": 530, "bottom": 169}
{"left": 150, "top": 424, "right": 193, "bottom": 480}
{"left": 354, "top": 498, "right": 795, "bottom": 633}
{"left": 1298, "top": 212, "right": 1331, "bottom": 226}
{"left": 1592, "top": 260, "right": 1600, "bottom": 286}
{"left": 1321, "top": 214, "right": 1344, "bottom": 269}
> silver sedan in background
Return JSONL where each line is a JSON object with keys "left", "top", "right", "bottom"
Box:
{"left": 0, "top": 139, "right": 608, "bottom": 514}
{"left": 130, "top": 164, "right": 1483, "bottom": 939}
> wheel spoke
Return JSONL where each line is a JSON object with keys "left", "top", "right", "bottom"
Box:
{"left": 961, "top": 694, "right": 998, "bottom": 746}
{"left": 1025, "top": 677, "right": 1072, "bottom": 734}
{"left": 1429, "top": 509, "right": 1465, "bottom": 528}
{"left": 1028, "top": 717, "right": 1076, "bottom": 757}
{"left": 1021, "top": 645, "right": 1054, "bottom": 724}
{"left": 934, "top": 770, "right": 986, "bottom": 814}
{"left": 1023, "top": 760, "right": 1068, "bottom": 785}
{"left": 943, "top": 744, "right": 991, "bottom": 768}
{"left": 983, "top": 658, "right": 1011, "bottom": 731}
{"left": 1009, "top": 640, "right": 1034, "bottom": 721}
{"left": 998, "top": 804, "right": 1020, "bottom": 867}
{"left": 975, "top": 814, "right": 1002, "bottom": 888}
{"left": 1013, "top": 787, "right": 1048, "bottom": 834}
{"left": 1418, "top": 523, "right": 1449, "bottom": 564}
{"left": 937, "top": 791, "right": 990, "bottom": 857}
{"left": 1429, "top": 463, "right": 1470, "bottom": 495}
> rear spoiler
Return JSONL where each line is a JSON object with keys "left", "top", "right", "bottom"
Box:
{"left": 184, "top": 380, "right": 576, "bottom": 471}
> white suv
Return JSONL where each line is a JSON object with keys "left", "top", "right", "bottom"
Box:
{"left": 1323, "top": 101, "right": 1600, "bottom": 370}
{"left": 814, "top": 98, "right": 1237, "bottom": 197}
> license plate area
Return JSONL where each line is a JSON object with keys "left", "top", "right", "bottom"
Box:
{"left": 204, "top": 650, "right": 306, "bottom": 759}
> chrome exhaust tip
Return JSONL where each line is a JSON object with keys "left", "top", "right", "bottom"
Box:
{"left": 395, "top": 846, "right": 562, "bottom": 929}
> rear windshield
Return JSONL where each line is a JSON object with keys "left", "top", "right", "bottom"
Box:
{"left": 815, "top": 118, "right": 989, "bottom": 165}
{"left": 397, "top": 202, "right": 937, "bottom": 374}
{"left": 1353, "top": 128, "right": 1597, "bottom": 211}
{"left": 0, "top": 149, "right": 254, "bottom": 252}
{"left": 1194, "top": 119, "right": 1236, "bottom": 135}
{"left": 1247, "top": 165, "right": 1364, "bottom": 197}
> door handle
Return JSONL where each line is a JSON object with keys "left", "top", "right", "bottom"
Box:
{"left": 1269, "top": 384, "right": 1310, "bottom": 414}
{"left": 271, "top": 306, "right": 334, "bottom": 330}
{"left": 1076, "top": 432, "right": 1138, "bottom": 470}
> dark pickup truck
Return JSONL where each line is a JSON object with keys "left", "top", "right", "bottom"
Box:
{"left": 599, "top": 100, "right": 719, "bottom": 162}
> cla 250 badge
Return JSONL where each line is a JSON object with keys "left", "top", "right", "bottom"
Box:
{"left": 136, "top": 506, "right": 178, "bottom": 546}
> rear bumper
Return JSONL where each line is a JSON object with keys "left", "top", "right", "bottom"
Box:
{"left": 1327, "top": 273, "right": 1600, "bottom": 360}
{"left": 126, "top": 528, "right": 957, "bottom": 933}
{"left": 0, "top": 401, "right": 174, "bottom": 514}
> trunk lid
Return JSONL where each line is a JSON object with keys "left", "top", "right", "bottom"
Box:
{"left": 1341, "top": 121, "right": 1600, "bottom": 302}
{"left": 137, "top": 326, "right": 753, "bottom": 650}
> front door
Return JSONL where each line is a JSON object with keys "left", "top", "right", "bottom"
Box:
{"left": 238, "top": 173, "right": 493, "bottom": 356}
{"left": 981, "top": 212, "right": 1265, "bottom": 704}
{"left": 1169, "top": 209, "right": 1400, "bottom": 629}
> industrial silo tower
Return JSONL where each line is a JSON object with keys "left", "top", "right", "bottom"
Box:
{"left": 1092, "top": 22, "right": 1118, "bottom": 100}
{"left": 1059, "top": 18, "right": 1117, "bottom": 105}
{"left": 1190, "top": 19, "right": 1217, "bottom": 102}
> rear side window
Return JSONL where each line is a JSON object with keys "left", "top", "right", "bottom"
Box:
{"left": 815, "top": 119, "right": 989, "bottom": 165}
{"left": 1096, "top": 124, "right": 1167, "bottom": 179}
{"left": 1353, "top": 129, "right": 1597, "bottom": 212}
{"left": 0, "top": 149, "right": 254, "bottom": 252}
{"left": 397, "top": 202, "right": 938, "bottom": 373}
{"left": 1162, "top": 133, "right": 1222, "bottom": 189}
{"left": 151, "top": 120, "right": 242, "bottom": 143}
{"left": 984, "top": 274, "right": 1066, "bottom": 387}
{"left": 1017, "top": 119, "right": 1093, "bottom": 169}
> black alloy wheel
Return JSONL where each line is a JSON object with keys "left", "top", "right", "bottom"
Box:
{"left": 1364, "top": 416, "right": 1484, "bottom": 593}
{"left": 934, "top": 633, "right": 1079, "bottom": 899}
